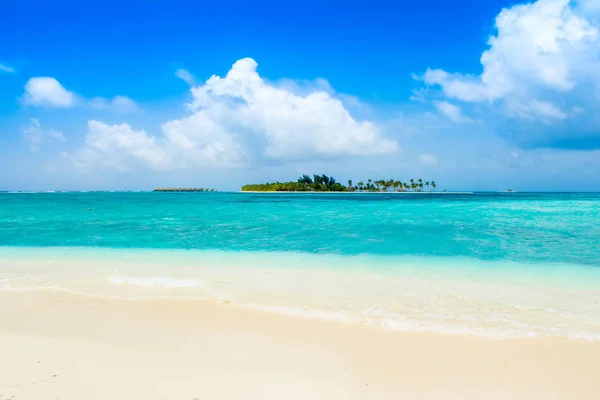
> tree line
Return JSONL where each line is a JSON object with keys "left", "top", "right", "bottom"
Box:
{"left": 241, "top": 174, "right": 437, "bottom": 192}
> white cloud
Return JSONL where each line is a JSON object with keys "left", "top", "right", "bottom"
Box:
{"left": 69, "top": 58, "right": 399, "bottom": 171}
{"left": 418, "top": 153, "right": 438, "bottom": 166}
{"left": 421, "top": 0, "right": 600, "bottom": 120}
{"left": 71, "top": 118, "right": 244, "bottom": 171}
{"left": 89, "top": 95, "right": 140, "bottom": 113}
{"left": 160, "top": 113, "right": 246, "bottom": 168}
{"left": 21, "top": 119, "right": 66, "bottom": 152}
{"left": 22, "top": 77, "right": 76, "bottom": 107}
{"left": 22, "top": 77, "right": 138, "bottom": 112}
{"left": 176, "top": 69, "right": 195, "bottom": 86}
{"left": 0, "top": 63, "right": 15, "bottom": 73}
{"left": 70, "top": 121, "right": 170, "bottom": 171}
{"left": 506, "top": 99, "right": 568, "bottom": 121}
{"left": 433, "top": 100, "right": 473, "bottom": 123}
{"left": 187, "top": 58, "right": 398, "bottom": 160}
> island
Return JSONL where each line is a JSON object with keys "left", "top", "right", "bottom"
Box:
{"left": 242, "top": 174, "right": 437, "bottom": 192}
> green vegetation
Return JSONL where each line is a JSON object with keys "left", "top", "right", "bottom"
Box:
{"left": 241, "top": 175, "right": 438, "bottom": 192}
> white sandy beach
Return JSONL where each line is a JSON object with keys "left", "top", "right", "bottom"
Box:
{"left": 2, "top": 290, "right": 600, "bottom": 400}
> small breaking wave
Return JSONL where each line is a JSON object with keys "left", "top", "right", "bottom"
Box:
{"left": 108, "top": 274, "right": 201, "bottom": 289}
{"left": 107, "top": 274, "right": 233, "bottom": 301}
{"left": 3, "top": 247, "right": 600, "bottom": 341}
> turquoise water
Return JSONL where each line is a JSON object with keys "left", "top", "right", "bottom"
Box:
{"left": 1, "top": 192, "right": 600, "bottom": 339}
{"left": 1, "top": 192, "right": 599, "bottom": 265}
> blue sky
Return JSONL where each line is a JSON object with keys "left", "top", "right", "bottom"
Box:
{"left": 1, "top": 0, "right": 600, "bottom": 191}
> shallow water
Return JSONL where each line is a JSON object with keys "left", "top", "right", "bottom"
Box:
{"left": 1, "top": 192, "right": 599, "bottom": 339}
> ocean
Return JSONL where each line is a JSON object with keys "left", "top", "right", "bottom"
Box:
{"left": 1, "top": 191, "right": 599, "bottom": 339}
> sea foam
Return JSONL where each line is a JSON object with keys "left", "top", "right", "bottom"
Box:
{"left": 2, "top": 247, "right": 599, "bottom": 340}
{"left": 108, "top": 274, "right": 201, "bottom": 289}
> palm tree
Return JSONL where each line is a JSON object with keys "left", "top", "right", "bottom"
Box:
{"left": 348, "top": 180, "right": 353, "bottom": 190}
{"left": 386, "top": 179, "right": 394, "bottom": 192}
{"left": 425, "top": 181, "right": 430, "bottom": 192}
{"left": 431, "top": 181, "right": 437, "bottom": 192}
{"left": 409, "top": 179, "right": 415, "bottom": 192}
{"left": 417, "top": 178, "right": 423, "bottom": 192}
{"left": 357, "top": 181, "right": 364, "bottom": 192}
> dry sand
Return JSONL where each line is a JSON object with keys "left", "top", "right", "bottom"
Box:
{"left": 1, "top": 290, "right": 599, "bottom": 400}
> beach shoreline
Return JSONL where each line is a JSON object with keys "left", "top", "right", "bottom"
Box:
{"left": 2, "top": 248, "right": 600, "bottom": 340}
{"left": 2, "top": 290, "right": 600, "bottom": 400}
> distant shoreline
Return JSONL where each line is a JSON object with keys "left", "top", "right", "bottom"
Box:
{"left": 239, "top": 191, "right": 473, "bottom": 194}
{"left": 154, "top": 188, "right": 216, "bottom": 192}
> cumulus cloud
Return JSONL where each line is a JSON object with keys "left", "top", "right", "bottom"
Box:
{"left": 176, "top": 69, "right": 195, "bottom": 86}
{"left": 22, "top": 77, "right": 76, "bottom": 107}
{"left": 89, "top": 95, "right": 140, "bottom": 113}
{"left": 0, "top": 63, "right": 15, "bottom": 73}
{"left": 418, "top": 153, "right": 438, "bottom": 166}
{"left": 423, "top": 0, "right": 599, "bottom": 104}
{"left": 70, "top": 58, "right": 399, "bottom": 171}
{"left": 160, "top": 113, "right": 246, "bottom": 168}
{"left": 69, "top": 121, "right": 170, "bottom": 171}
{"left": 433, "top": 101, "right": 472, "bottom": 123}
{"left": 418, "top": 0, "right": 600, "bottom": 148}
{"left": 21, "top": 119, "right": 66, "bottom": 151}
{"left": 187, "top": 58, "right": 398, "bottom": 160}
{"left": 22, "top": 77, "right": 139, "bottom": 112}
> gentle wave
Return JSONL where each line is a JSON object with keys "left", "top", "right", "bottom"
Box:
{"left": 5, "top": 277, "right": 599, "bottom": 341}
{"left": 108, "top": 274, "right": 201, "bottom": 289}
{"left": 2, "top": 247, "right": 600, "bottom": 341}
